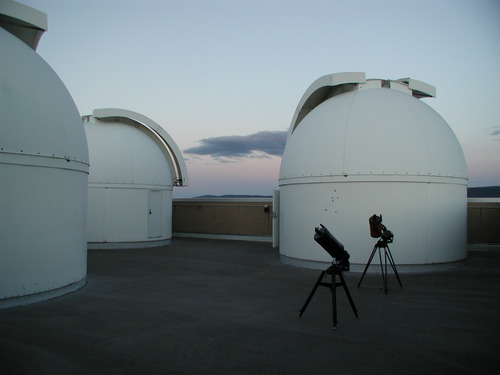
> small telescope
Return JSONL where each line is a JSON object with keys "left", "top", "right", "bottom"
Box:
{"left": 359, "top": 214, "right": 402, "bottom": 293}
{"left": 369, "top": 214, "right": 394, "bottom": 243}
{"left": 314, "top": 224, "right": 350, "bottom": 271}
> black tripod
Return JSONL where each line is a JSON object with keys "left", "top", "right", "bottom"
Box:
{"left": 299, "top": 263, "right": 358, "bottom": 329}
{"left": 357, "top": 238, "right": 402, "bottom": 293}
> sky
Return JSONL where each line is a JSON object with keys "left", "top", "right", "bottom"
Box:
{"left": 16, "top": 0, "right": 500, "bottom": 197}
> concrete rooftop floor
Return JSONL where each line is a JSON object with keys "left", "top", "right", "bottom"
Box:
{"left": 1, "top": 238, "right": 499, "bottom": 375}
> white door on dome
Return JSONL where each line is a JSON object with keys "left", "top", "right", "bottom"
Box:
{"left": 148, "top": 190, "right": 162, "bottom": 238}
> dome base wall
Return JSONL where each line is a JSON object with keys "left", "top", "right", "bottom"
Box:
{"left": 87, "top": 239, "right": 171, "bottom": 250}
{"left": 0, "top": 278, "right": 86, "bottom": 310}
{"left": 87, "top": 186, "right": 173, "bottom": 244}
{"left": 0, "top": 162, "right": 88, "bottom": 300}
{"left": 278, "top": 179, "right": 467, "bottom": 267}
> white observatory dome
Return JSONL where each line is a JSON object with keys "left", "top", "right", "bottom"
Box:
{"left": 0, "top": 2, "right": 89, "bottom": 307}
{"left": 279, "top": 72, "right": 467, "bottom": 270}
{"left": 83, "top": 109, "right": 188, "bottom": 248}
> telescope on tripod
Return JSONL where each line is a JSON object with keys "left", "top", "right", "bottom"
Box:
{"left": 299, "top": 224, "right": 358, "bottom": 329}
{"left": 358, "top": 214, "right": 402, "bottom": 293}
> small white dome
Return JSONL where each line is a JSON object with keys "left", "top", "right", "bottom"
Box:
{"left": 85, "top": 119, "right": 173, "bottom": 187}
{"left": 83, "top": 109, "right": 188, "bottom": 248}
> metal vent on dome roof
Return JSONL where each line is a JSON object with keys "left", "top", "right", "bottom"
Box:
{"left": 0, "top": 0, "right": 47, "bottom": 49}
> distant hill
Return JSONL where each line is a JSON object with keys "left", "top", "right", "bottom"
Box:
{"left": 467, "top": 186, "right": 500, "bottom": 198}
{"left": 193, "top": 188, "right": 499, "bottom": 199}
{"left": 195, "top": 195, "right": 272, "bottom": 199}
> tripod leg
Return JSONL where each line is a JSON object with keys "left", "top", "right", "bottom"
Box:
{"left": 385, "top": 245, "right": 403, "bottom": 287}
{"left": 299, "top": 271, "right": 326, "bottom": 317}
{"left": 358, "top": 245, "right": 378, "bottom": 288}
{"left": 385, "top": 249, "right": 389, "bottom": 294}
{"left": 379, "top": 246, "right": 387, "bottom": 294}
{"left": 337, "top": 271, "right": 358, "bottom": 318}
{"left": 331, "top": 272, "right": 337, "bottom": 329}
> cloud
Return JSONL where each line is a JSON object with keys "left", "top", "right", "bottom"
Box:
{"left": 491, "top": 126, "right": 500, "bottom": 141}
{"left": 184, "top": 130, "right": 287, "bottom": 159}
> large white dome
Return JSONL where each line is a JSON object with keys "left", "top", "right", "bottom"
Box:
{"left": 0, "top": 5, "right": 89, "bottom": 308}
{"left": 279, "top": 73, "right": 467, "bottom": 270}
{"left": 281, "top": 86, "right": 466, "bottom": 180}
{"left": 0, "top": 32, "right": 88, "bottom": 164}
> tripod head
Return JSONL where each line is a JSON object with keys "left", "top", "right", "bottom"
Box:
{"left": 369, "top": 214, "right": 394, "bottom": 244}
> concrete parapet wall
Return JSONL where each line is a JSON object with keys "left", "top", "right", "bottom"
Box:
{"left": 467, "top": 199, "right": 500, "bottom": 244}
{"left": 173, "top": 198, "right": 499, "bottom": 244}
{"left": 173, "top": 198, "right": 273, "bottom": 239}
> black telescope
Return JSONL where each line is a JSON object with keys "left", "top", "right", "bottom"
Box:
{"left": 314, "top": 224, "right": 350, "bottom": 271}
{"left": 300, "top": 224, "right": 358, "bottom": 328}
